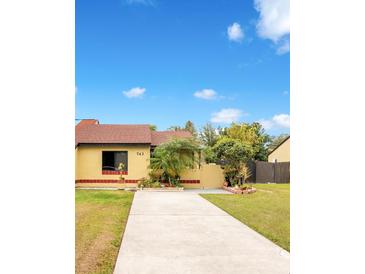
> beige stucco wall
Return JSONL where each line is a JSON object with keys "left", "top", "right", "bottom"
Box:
{"left": 180, "top": 164, "right": 225, "bottom": 189}
{"left": 268, "top": 138, "right": 290, "bottom": 163}
{"left": 75, "top": 144, "right": 150, "bottom": 180}
{"left": 75, "top": 145, "right": 225, "bottom": 189}
{"left": 200, "top": 164, "right": 225, "bottom": 188}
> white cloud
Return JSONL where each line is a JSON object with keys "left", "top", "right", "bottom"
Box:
{"left": 211, "top": 108, "right": 244, "bottom": 124}
{"left": 227, "top": 23, "right": 244, "bottom": 42}
{"left": 259, "top": 113, "right": 290, "bottom": 130}
{"left": 194, "top": 89, "right": 217, "bottom": 100}
{"left": 123, "top": 87, "right": 146, "bottom": 98}
{"left": 273, "top": 114, "right": 290, "bottom": 128}
{"left": 255, "top": 0, "right": 289, "bottom": 42}
{"left": 258, "top": 119, "right": 274, "bottom": 130}
{"left": 254, "top": 0, "right": 290, "bottom": 53}
{"left": 125, "top": 0, "right": 155, "bottom": 6}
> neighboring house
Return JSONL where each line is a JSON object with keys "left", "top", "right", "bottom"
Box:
{"left": 75, "top": 119, "right": 224, "bottom": 188}
{"left": 268, "top": 136, "right": 290, "bottom": 163}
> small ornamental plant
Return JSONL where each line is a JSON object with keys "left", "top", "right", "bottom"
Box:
{"left": 237, "top": 163, "right": 253, "bottom": 189}
{"left": 137, "top": 178, "right": 161, "bottom": 189}
{"left": 118, "top": 163, "right": 125, "bottom": 182}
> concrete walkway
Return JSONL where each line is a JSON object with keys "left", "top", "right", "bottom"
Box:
{"left": 114, "top": 191, "right": 289, "bottom": 274}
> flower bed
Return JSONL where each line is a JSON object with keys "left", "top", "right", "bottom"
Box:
{"left": 223, "top": 182, "right": 256, "bottom": 194}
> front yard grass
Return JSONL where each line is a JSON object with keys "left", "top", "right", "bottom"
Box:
{"left": 76, "top": 190, "right": 134, "bottom": 274}
{"left": 201, "top": 184, "right": 290, "bottom": 251}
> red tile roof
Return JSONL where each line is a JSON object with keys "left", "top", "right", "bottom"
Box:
{"left": 76, "top": 119, "right": 99, "bottom": 126}
{"left": 75, "top": 120, "right": 192, "bottom": 146}
{"left": 151, "top": 131, "right": 192, "bottom": 146}
{"left": 76, "top": 124, "right": 152, "bottom": 145}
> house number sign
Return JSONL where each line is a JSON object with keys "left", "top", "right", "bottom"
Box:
{"left": 137, "top": 152, "right": 144, "bottom": 156}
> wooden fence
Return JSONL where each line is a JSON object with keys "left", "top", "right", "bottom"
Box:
{"left": 255, "top": 161, "right": 290, "bottom": 183}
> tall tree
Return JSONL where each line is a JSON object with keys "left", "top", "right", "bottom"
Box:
{"left": 211, "top": 137, "right": 254, "bottom": 185}
{"left": 199, "top": 123, "right": 218, "bottom": 147}
{"left": 267, "top": 134, "right": 289, "bottom": 153}
{"left": 184, "top": 120, "right": 197, "bottom": 136}
{"left": 224, "top": 122, "right": 270, "bottom": 161}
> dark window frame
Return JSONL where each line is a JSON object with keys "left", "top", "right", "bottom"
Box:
{"left": 102, "top": 151, "right": 128, "bottom": 172}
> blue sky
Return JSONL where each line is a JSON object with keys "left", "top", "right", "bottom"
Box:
{"left": 76, "top": 0, "right": 290, "bottom": 135}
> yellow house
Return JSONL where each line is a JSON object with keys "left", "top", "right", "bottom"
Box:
{"left": 75, "top": 119, "right": 224, "bottom": 188}
{"left": 268, "top": 136, "right": 290, "bottom": 163}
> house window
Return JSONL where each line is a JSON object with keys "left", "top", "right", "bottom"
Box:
{"left": 102, "top": 151, "right": 128, "bottom": 172}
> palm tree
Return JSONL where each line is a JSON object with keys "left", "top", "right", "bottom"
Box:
{"left": 149, "top": 138, "right": 200, "bottom": 186}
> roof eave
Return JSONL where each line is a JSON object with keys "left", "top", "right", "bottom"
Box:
{"left": 268, "top": 136, "right": 290, "bottom": 156}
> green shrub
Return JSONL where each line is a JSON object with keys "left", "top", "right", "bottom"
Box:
{"left": 138, "top": 178, "right": 161, "bottom": 188}
{"left": 169, "top": 177, "right": 181, "bottom": 187}
{"left": 151, "top": 182, "right": 161, "bottom": 188}
{"left": 148, "top": 170, "right": 163, "bottom": 181}
{"left": 137, "top": 178, "right": 149, "bottom": 188}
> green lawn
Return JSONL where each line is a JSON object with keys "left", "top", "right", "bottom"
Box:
{"left": 201, "top": 184, "right": 290, "bottom": 251}
{"left": 76, "top": 190, "right": 134, "bottom": 274}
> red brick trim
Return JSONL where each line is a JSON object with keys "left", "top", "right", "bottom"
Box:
{"left": 181, "top": 180, "right": 200, "bottom": 184}
{"left": 76, "top": 179, "right": 137, "bottom": 184}
{"left": 160, "top": 180, "right": 200, "bottom": 184}
{"left": 102, "top": 170, "right": 128, "bottom": 175}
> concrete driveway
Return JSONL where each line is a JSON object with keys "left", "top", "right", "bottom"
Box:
{"left": 114, "top": 191, "right": 289, "bottom": 274}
